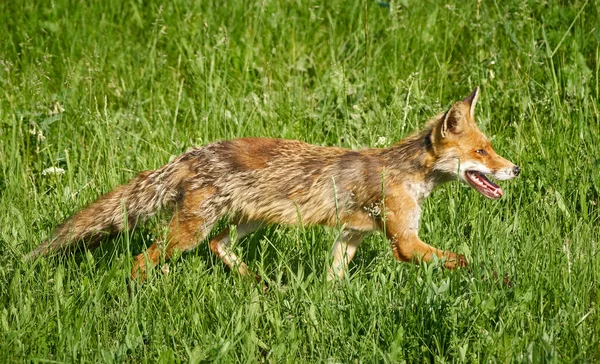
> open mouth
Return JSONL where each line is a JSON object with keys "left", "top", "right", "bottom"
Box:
{"left": 465, "top": 171, "right": 503, "bottom": 200}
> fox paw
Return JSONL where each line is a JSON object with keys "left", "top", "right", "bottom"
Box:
{"left": 444, "top": 253, "right": 468, "bottom": 269}
{"left": 131, "top": 256, "right": 149, "bottom": 282}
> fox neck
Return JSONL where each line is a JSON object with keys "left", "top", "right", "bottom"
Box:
{"left": 379, "top": 127, "right": 454, "bottom": 203}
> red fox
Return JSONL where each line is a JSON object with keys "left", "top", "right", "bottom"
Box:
{"left": 25, "top": 87, "right": 520, "bottom": 282}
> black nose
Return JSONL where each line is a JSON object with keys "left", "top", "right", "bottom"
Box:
{"left": 513, "top": 166, "right": 521, "bottom": 176}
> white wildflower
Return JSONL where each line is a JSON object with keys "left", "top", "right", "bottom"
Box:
{"left": 374, "top": 136, "right": 388, "bottom": 147}
{"left": 50, "top": 101, "right": 65, "bottom": 115}
{"left": 42, "top": 167, "right": 65, "bottom": 176}
{"left": 29, "top": 126, "right": 46, "bottom": 141}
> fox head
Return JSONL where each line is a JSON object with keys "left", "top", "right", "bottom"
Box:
{"left": 430, "top": 87, "right": 520, "bottom": 199}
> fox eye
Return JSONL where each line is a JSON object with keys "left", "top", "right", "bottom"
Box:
{"left": 475, "top": 149, "right": 487, "bottom": 156}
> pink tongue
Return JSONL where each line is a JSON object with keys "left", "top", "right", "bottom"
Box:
{"left": 475, "top": 172, "right": 503, "bottom": 196}
{"left": 480, "top": 173, "right": 501, "bottom": 192}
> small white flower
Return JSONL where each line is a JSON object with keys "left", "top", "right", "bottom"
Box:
{"left": 50, "top": 101, "right": 65, "bottom": 115}
{"left": 42, "top": 167, "right": 65, "bottom": 176}
{"left": 375, "top": 136, "right": 388, "bottom": 147}
{"left": 29, "top": 127, "right": 46, "bottom": 141}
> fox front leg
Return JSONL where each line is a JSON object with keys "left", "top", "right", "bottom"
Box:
{"left": 382, "top": 194, "right": 467, "bottom": 269}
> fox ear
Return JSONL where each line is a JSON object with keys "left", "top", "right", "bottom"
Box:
{"left": 440, "top": 105, "right": 465, "bottom": 138}
{"left": 438, "top": 88, "right": 478, "bottom": 139}
{"left": 463, "top": 86, "right": 480, "bottom": 119}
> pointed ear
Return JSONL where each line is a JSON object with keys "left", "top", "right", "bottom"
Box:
{"left": 439, "top": 105, "right": 465, "bottom": 138}
{"left": 462, "top": 86, "right": 480, "bottom": 119}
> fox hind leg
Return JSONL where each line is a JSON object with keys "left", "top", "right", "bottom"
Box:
{"left": 328, "top": 230, "right": 367, "bottom": 281}
{"left": 208, "top": 222, "right": 262, "bottom": 282}
{"left": 131, "top": 187, "right": 220, "bottom": 280}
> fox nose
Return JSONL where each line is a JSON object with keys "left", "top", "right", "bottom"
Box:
{"left": 513, "top": 166, "right": 521, "bottom": 176}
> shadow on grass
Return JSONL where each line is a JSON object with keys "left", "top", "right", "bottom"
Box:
{"left": 30, "top": 218, "right": 390, "bottom": 290}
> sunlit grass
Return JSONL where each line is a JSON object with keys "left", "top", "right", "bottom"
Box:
{"left": 0, "top": 0, "right": 598, "bottom": 361}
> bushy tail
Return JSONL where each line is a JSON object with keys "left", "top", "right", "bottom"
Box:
{"left": 24, "top": 161, "right": 191, "bottom": 261}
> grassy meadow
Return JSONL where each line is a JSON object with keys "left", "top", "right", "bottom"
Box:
{"left": 1, "top": 0, "right": 599, "bottom": 361}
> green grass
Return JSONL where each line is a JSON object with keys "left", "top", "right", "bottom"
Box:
{"left": 1, "top": 0, "right": 599, "bottom": 361}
